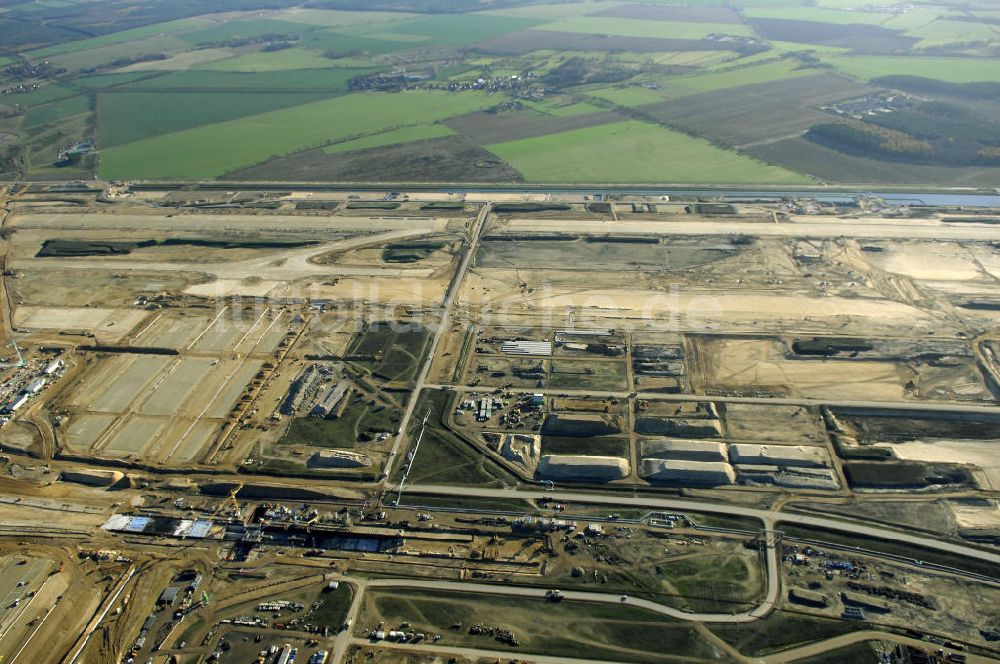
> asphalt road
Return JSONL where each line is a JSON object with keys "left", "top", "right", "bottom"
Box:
{"left": 331, "top": 580, "right": 367, "bottom": 664}
{"left": 382, "top": 202, "right": 492, "bottom": 482}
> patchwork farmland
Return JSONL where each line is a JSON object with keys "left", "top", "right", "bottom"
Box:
{"left": 2, "top": 0, "right": 999, "bottom": 184}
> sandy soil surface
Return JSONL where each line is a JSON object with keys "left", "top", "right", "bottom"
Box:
{"left": 281, "top": 275, "right": 450, "bottom": 306}
{"left": 10, "top": 268, "right": 199, "bottom": 307}
{"left": 296, "top": 316, "right": 359, "bottom": 356}
{"left": 495, "top": 216, "right": 1000, "bottom": 241}
{"left": 13, "top": 307, "right": 148, "bottom": 342}
{"left": 864, "top": 242, "right": 1000, "bottom": 282}
{"left": 8, "top": 211, "right": 451, "bottom": 234}
{"left": 116, "top": 46, "right": 236, "bottom": 71}
{"left": 877, "top": 439, "right": 1000, "bottom": 490}
{"left": 692, "top": 337, "right": 910, "bottom": 401}
{"left": 460, "top": 271, "right": 935, "bottom": 329}
{"left": 949, "top": 499, "right": 1000, "bottom": 530}
{"left": 185, "top": 279, "right": 284, "bottom": 298}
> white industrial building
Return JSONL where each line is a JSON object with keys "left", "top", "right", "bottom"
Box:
{"left": 23, "top": 378, "right": 46, "bottom": 394}
{"left": 500, "top": 340, "right": 552, "bottom": 356}
{"left": 536, "top": 455, "right": 630, "bottom": 481}
{"left": 310, "top": 380, "right": 350, "bottom": 418}
{"left": 477, "top": 398, "right": 494, "bottom": 421}
{"left": 640, "top": 438, "right": 727, "bottom": 462}
{"left": 641, "top": 459, "right": 736, "bottom": 485}
{"left": 728, "top": 444, "right": 828, "bottom": 468}
{"left": 3, "top": 393, "right": 29, "bottom": 413}
{"left": 43, "top": 358, "right": 64, "bottom": 375}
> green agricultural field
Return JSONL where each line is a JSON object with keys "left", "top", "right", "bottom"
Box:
{"left": 909, "top": 19, "right": 1000, "bottom": 47}
{"left": 743, "top": 6, "right": 904, "bottom": 25}
{"left": 386, "top": 13, "right": 543, "bottom": 47}
{"left": 45, "top": 35, "right": 194, "bottom": 71}
{"left": 122, "top": 68, "right": 368, "bottom": 91}
{"left": 644, "top": 50, "right": 733, "bottom": 68}
{"left": 589, "top": 59, "right": 813, "bottom": 108}
{"left": 481, "top": 1, "right": 615, "bottom": 20}
{"left": 880, "top": 10, "right": 963, "bottom": 32}
{"left": 175, "top": 18, "right": 314, "bottom": 45}
{"left": 488, "top": 120, "right": 810, "bottom": 184}
{"left": 26, "top": 16, "right": 213, "bottom": 59}
{"left": 200, "top": 48, "right": 339, "bottom": 72}
{"left": 524, "top": 98, "right": 606, "bottom": 116}
{"left": 73, "top": 72, "right": 161, "bottom": 89}
{"left": 98, "top": 91, "right": 333, "bottom": 148}
{"left": 266, "top": 8, "right": 418, "bottom": 28}
{"left": 728, "top": 0, "right": 808, "bottom": 6}
{"left": 585, "top": 86, "right": 667, "bottom": 107}
{"left": 0, "top": 17, "right": 80, "bottom": 50}
{"left": 323, "top": 123, "right": 454, "bottom": 154}
{"left": 25, "top": 112, "right": 92, "bottom": 178}
{"left": 99, "top": 90, "right": 496, "bottom": 179}
{"left": 539, "top": 16, "right": 754, "bottom": 39}
{"left": 4, "top": 0, "right": 1000, "bottom": 186}
{"left": 116, "top": 48, "right": 239, "bottom": 73}
{"left": 825, "top": 54, "right": 1000, "bottom": 82}
{"left": 661, "top": 59, "right": 812, "bottom": 98}
{"left": 3, "top": 85, "right": 79, "bottom": 108}
{"left": 766, "top": 41, "right": 852, "bottom": 56}
{"left": 299, "top": 30, "right": 426, "bottom": 56}
{"left": 22, "top": 95, "right": 91, "bottom": 128}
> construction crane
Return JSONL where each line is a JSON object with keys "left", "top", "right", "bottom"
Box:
{"left": 0, "top": 339, "right": 24, "bottom": 369}
{"left": 210, "top": 483, "right": 244, "bottom": 521}
{"left": 304, "top": 511, "right": 321, "bottom": 533}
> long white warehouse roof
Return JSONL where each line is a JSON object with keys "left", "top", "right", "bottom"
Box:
{"left": 501, "top": 340, "right": 552, "bottom": 356}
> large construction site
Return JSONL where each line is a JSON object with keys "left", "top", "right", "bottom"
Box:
{"left": 0, "top": 182, "right": 997, "bottom": 664}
